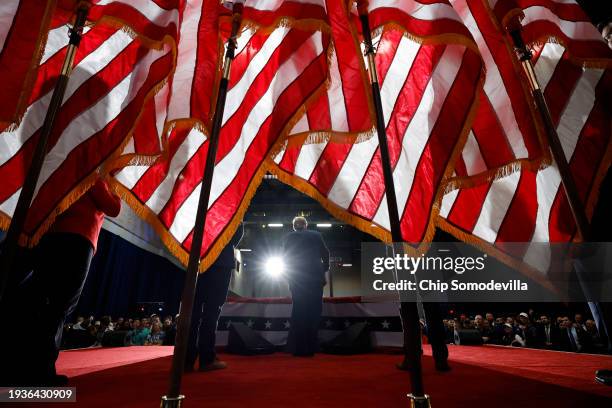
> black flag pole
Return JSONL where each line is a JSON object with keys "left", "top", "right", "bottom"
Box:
{"left": 506, "top": 25, "right": 591, "bottom": 242}
{"left": 0, "top": 2, "right": 90, "bottom": 302}
{"left": 161, "top": 2, "right": 243, "bottom": 407}
{"left": 357, "top": 5, "right": 429, "bottom": 407}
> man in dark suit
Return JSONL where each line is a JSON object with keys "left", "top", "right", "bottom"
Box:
{"left": 556, "top": 317, "right": 591, "bottom": 353}
{"left": 185, "top": 239, "right": 237, "bottom": 372}
{"left": 282, "top": 216, "right": 329, "bottom": 356}
{"left": 535, "top": 315, "right": 559, "bottom": 350}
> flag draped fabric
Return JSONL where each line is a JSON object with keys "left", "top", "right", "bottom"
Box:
{"left": 109, "top": 0, "right": 385, "bottom": 270}
{"left": 0, "top": 0, "right": 57, "bottom": 129}
{"left": 438, "top": 0, "right": 612, "bottom": 281}
{"left": 113, "top": 24, "right": 335, "bottom": 269}
{"left": 444, "top": 0, "right": 547, "bottom": 188}
{"left": 268, "top": 0, "right": 484, "bottom": 244}
{"left": 0, "top": 0, "right": 180, "bottom": 244}
{"left": 490, "top": 0, "right": 611, "bottom": 62}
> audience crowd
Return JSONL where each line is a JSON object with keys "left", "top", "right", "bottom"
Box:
{"left": 61, "top": 308, "right": 609, "bottom": 354}
{"left": 62, "top": 314, "right": 177, "bottom": 349}
{"left": 441, "top": 309, "right": 609, "bottom": 354}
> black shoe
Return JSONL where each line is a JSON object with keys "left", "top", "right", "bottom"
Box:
{"left": 435, "top": 361, "right": 451, "bottom": 372}
{"left": 199, "top": 360, "right": 228, "bottom": 372}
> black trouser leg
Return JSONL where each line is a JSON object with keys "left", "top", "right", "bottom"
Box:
{"left": 290, "top": 287, "right": 308, "bottom": 355}
{"left": 199, "top": 303, "right": 223, "bottom": 365}
{"left": 290, "top": 283, "right": 322, "bottom": 356}
{"left": 38, "top": 234, "right": 92, "bottom": 378}
{"left": 185, "top": 265, "right": 230, "bottom": 368}
{"left": 29, "top": 233, "right": 92, "bottom": 381}
{"left": 423, "top": 302, "right": 448, "bottom": 364}
{"left": 306, "top": 286, "right": 323, "bottom": 354}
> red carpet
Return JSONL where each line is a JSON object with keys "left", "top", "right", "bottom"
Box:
{"left": 28, "top": 345, "right": 612, "bottom": 407}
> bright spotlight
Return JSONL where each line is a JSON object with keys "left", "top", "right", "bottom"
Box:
{"left": 265, "top": 256, "right": 285, "bottom": 278}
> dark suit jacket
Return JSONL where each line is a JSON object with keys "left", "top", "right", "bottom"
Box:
{"left": 556, "top": 326, "right": 591, "bottom": 352}
{"left": 282, "top": 229, "right": 330, "bottom": 285}
{"left": 535, "top": 323, "right": 560, "bottom": 349}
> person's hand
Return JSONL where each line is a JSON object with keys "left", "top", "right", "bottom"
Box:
{"left": 603, "top": 22, "right": 612, "bottom": 50}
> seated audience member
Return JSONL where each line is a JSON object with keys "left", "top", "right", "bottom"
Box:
{"left": 485, "top": 313, "right": 495, "bottom": 328}
{"left": 575, "top": 314, "right": 586, "bottom": 331}
{"left": 443, "top": 320, "right": 455, "bottom": 344}
{"left": 585, "top": 319, "right": 605, "bottom": 353}
{"left": 146, "top": 322, "right": 166, "bottom": 345}
{"left": 479, "top": 320, "right": 494, "bottom": 344}
{"left": 129, "top": 319, "right": 150, "bottom": 346}
{"left": 535, "top": 315, "right": 558, "bottom": 350}
{"left": 557, "top": 317, "right": 589, "bottom": 352}
{"left": 473, "top": 315, "right": 491, "bottom": 343}
{"left": 517, "top": 312, "right": 538, "bottom": 348}
{"left": 492, "top": 323, "right": 524, "bottom": 346}
{"left": 163, "top": 316, "right": 177, "bottom": 346}
{"left": 95, "top": 316, "right": 113, "bottom": 345}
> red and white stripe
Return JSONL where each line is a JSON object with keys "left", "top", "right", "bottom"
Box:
{"left": 87, "top": 0, "right": 181, "bottom": 42}
{"left": 0, "top": 16, "right": 175, "bottom": 242}
{"left": 439, "top": 41, "right": 611, "bottom": 274}
{"left": 0, "top": 0, "right": 56, "bottom": 128}
{"left": 165, "top": 0, "right": 227, "bottom": 129}
{"left": 362, "top": 0, "right": 474, "bottom": 39}
{"left": 241, "top": 0, "right": 328, "bottom": 27}
{"left": 448, "top": 0, "right": 544, "bottom": 181}
{"left": 436, "top": 0, "right": 611, "bottom": 278}
{"left": 114, "top": 26, "right": 331, "bottom": 268}
{"left": 490, "top": 0, "right": 612, "bottom": 61}
{"left": 271, "top": 26, "right": 482, "bottom": 243}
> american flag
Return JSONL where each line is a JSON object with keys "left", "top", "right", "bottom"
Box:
{"left": 268, "top": 0, "right": 484, "bottom": 244}
{"left": 0, "top": 0, "right": 57, "bottom": 129}
{"left": 110, "top": 0, "right": 380, "bottom": 270}
{"left": 490, "top": 0, "right": 610, "bottom": 62}
{"left": 0, "top": 0, "right": 179, "bottom": 244}
{"left": 113, "top": 23, "right": 334, "bottom": 270}
{"left": 438, "top": 0, "right": 611, "bottom": 280}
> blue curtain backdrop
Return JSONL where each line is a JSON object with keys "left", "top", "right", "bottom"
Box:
{"left": 74, "top": 229, "right": 186, "bottom": 319}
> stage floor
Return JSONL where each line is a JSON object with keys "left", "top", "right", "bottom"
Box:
{"left": 28, "top": 345, "right": 612, "bottom": 407}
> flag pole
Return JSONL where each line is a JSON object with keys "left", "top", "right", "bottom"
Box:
{"left": 161, "top": 2, "right": 243, "bottom": 407}
{"left": 357, "top": 4, "right": 429, "bottom": 407}
{"left": 0, "top": 2, "right": 90, "bottom": 302}
{"left": 506, "top": 23, "right": 591, "bottom": 242}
